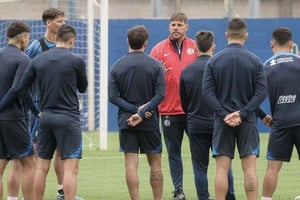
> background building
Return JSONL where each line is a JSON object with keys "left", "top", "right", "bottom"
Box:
{"left": 0, "top": 0, "right": 299, "bottom": 20}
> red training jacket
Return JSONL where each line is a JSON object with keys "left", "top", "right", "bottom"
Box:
{"left": 150, "top": 36, "right": 197, "bottom": 115}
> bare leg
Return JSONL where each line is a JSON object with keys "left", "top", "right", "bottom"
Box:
{"left": 7, "top": 160, "right": 22, "bottom": 198}
{"left": 0, "top": 159, "right": 8, "bottom": 200}
{"left": 33, "top": 157, "right": 51, "bottom": 200}
{"left": 146, "top": 153, "right": 163, "bottom": 200}
{"left": 262, "top": 160, "right": 283, "bottom": 198}
{"left": 62, "top": 158, "right": 79, "bottom": 200}
{"left": 54, "top": 148, "right": 64, "bottom": 188}
{"left": 125, "top": 153, "right": 139, "bottom": 200}
{"left": 215, "top": 156, "right": 231, "bottom": 200}
{"left": 19, "top": 155, "right": 35, "bottom": 200}
{"left": 241, "top": 155, "right": 258, "bottom": 200}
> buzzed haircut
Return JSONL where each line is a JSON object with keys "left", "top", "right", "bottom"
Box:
{"left": 272, "top": 27, "right": 292, "bottom": 46}
{"left": 6, "top": 21, "right": 30, "bottom": 39}
{"left": 56, "top": 24, "right": 76, "bottom": 42}
{"left": 195, "top": 30, "right": 215, "bottom": 53}
{"left": 170, "top": 12, "right": 188, "bottom": 24}
{"left": 227, "top": 18, "right": 247, "bottom": 39}
{"left": 127, "top": 25, "right": 149, "bottom": 50}
{"left": 42, "top": 8, "right": 65, "bottom": 24}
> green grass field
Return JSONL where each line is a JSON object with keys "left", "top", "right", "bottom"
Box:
{"left": 3, "top": 132, "right": 300, "bottom": 199}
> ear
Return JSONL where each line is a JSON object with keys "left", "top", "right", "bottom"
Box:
{"left": 143, "top": 40, "right": 148, "bottom": 48}
{"left": 46, "top": 19, "right": 52, "bottom": 27}
{"left": 185, "top": 24, "right": 189, "bottom": 31}
{"left": 288, "top": 41, "right": 294, "bottom": 50}
{"left": 270, "top": 40, "right": 274, "bottom": 49}
{"left": 244, "top": 32, "right": 249, "bottom": 41}
{"left": 19, "top": 33, "right": 25, "bottom": 43}
{"left": 68, "top": 37, "right": 75, "bottom": 46}
{"left": 225, "top": 32, "right": 229, "bottom": 40}
{"left": 211, "top": 43, "right": 216, "bottom": 52}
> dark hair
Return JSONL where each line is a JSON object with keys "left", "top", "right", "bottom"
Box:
{"left": 170, "top": 12, "right": 188, "bottom": 24}
{"left": 195, "top": 30, "right": 214, "bottom": 52}
{"left": 42, "top": 8, "right": 65, "bottom": 24}
{"left": 6, "top": 21, "right": 30, "bottom": 38}
{"left": 56, "top": 24, "right": 76, "bottom": 42}
{"left": 272, "top": 27, "right": 292, "bottom": 46}
{"left": 227, "top": 18, "right": 247, "bottom": 39}
{"left": 127, "top": 25, "right": 149, "bottom": 50}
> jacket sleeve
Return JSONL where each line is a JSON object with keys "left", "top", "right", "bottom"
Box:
{"left": 17, "top": 61, "right": 40, "bottom": 117}
{"left": 138, "top": 66, "right": 165, "bottom": 119}
{"left": 202, "top": 62, "right": 229, "bottom": 119}
{"left": 76, "top": 58, "right": 88, "bottom": 93}
{"left": 0, "top": 57, "right": 30, "bottom": 111}
{"left": 108, "top": 70, "right": 139, "bottom": 114}
{"left": 179, "top": 72, "right": 188, "bottom": 113}
{"left": 239, "top": 63, "right": 267, "bottom": 120}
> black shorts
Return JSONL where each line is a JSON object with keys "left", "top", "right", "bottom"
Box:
{"left": 0, "top": 120, "right": 34, "bottom": 160}
{"left": 267, "top": 126, "right": 300, "bottom": 162}
{"left": 119, "top": 129, "right": 162, "bottom": 154}
{"left": 37, "top": 112, "right": 82, "bottom": 160}
{"left": 212, "top": 121, "right": 259, "bottom": 159}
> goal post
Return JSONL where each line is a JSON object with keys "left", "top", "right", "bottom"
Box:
{"left": 99, "top": 0, "right": 109, "bottom": 150}
{"left": 87, "top": 0, "right": 95, "bottom": 132}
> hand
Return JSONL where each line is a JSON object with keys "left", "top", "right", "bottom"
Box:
{"left": 262, "top": 115, "right": 273, "bottom": 127}
{"left": 138, "top": 102, "right": 153, "bottom": 119}
{"left": 224, "top": 111, "right": 241, "bottom": 127}
{"left": 127, "top": 113, "right": 143, "bottom": 127}
{"left": 144, "top": 111, "right": 153, "bottom": 119}
{"left": 161, "top": 60, "right": 172, "bottom": 73}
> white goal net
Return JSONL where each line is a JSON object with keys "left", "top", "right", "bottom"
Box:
{"left": 0, "top": 0, "right": 108, "bottom": 150}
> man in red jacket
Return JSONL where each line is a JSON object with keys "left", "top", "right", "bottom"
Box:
{"left": 150, "top": 12, "right": 197, "bottom": 200}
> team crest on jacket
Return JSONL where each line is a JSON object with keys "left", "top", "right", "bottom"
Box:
{"left": 187, "top": 48, "right": 195, "bottom": 55}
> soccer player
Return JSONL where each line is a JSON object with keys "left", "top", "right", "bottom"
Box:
{"left": 109, "top": 25, "right": 165, "bottom": 200}
{"left": 0, "top": 21, "right": 36, "bottom": 200}
{"left": 261, "top": 27, "right": 300, "bottom": 200}
{"left": 202, "top": 18, "right": 267, "bottom": 200}
{"left": 179, "top": 30, "right": 236, "bottom": 200}
{"left": 150, "top": 12, "right": 197, "bottom": 200}
{"left": 17, "top": 24, "right": 88, "bottom": 200}
{"left": 25, "top": 8, "right": 83, "bottom": 200}
{"left": 26, "top": 8, "right": 65, "bottom": 58}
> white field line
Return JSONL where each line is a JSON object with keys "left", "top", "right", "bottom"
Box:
{"left": 83, "top": 154, "right": 192, "bottom": 160}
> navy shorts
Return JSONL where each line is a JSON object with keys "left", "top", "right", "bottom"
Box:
{"left": 0, "top": 120, "right": 34, "bottom": 160}
{"left": 212, "top": 121, "right": 260, "bottom": 159}
{"left": 119, "top": 129, "right": 162, "bottom": 154}
{"left": 37, "top": 112, "right": 82, "bottom": 160}
{"left": 267, "top": 126, "right": 300, "bottom": 162}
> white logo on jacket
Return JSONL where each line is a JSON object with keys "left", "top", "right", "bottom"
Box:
{"left": 277, "top": 95, "right": 296, "bottom": 104}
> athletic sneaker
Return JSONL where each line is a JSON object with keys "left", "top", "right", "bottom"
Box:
{"left": 173, "top": 189, "right": 186, "bottom": 200}
{"left": 57, "top": 194, "right": 85, "bottom": 200}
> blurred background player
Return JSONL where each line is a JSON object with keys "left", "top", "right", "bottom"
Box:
{"left": 261, "top": 27, "right": 300, "bottom": 200}
{"left": 17, "top": 24, "right": 88, "bottom": 200}
{"left": 0, "top": 21, "right": 36, "bottom": 200}
{"left": 179, "top": 30, "right": 236, "bottom": 200}
{"left": 109, "top": 25, "right": 165, "bottom": 200}
{"left": 202, "top": 18, "right": 267, "bottom": 200}
{"left": 150, "top": 12, "right": 197, "bottom": 200}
